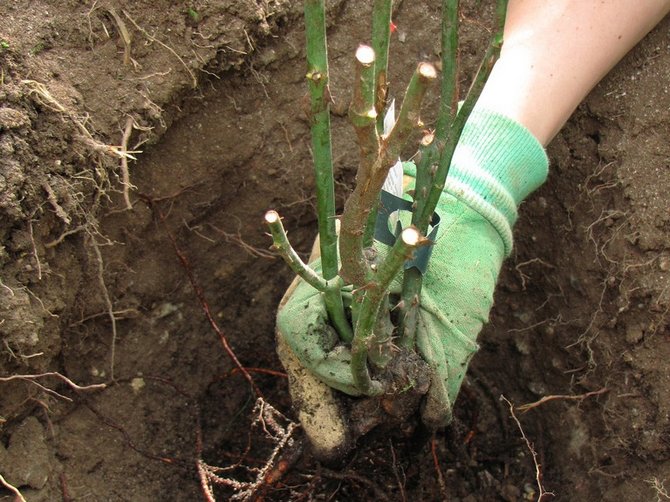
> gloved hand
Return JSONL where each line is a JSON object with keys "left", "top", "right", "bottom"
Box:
{"left": 276, "top": 107, "right": 548, "bottom": 458}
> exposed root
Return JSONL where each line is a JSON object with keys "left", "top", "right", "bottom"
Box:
{"left": 501, "top": 395, "right": 555, "bottom": 501}
{"left": 209, "top": 219, "right": 277, "bottom": 259}
{"left": 648, "top": 477, "right": 670, "bottom": 501}
{"left": 514, "top": 258, "right": 555, "bottom": 291}
{"left": 21, "top": 80, "right": 137, "bottom": 161}
{"left": 105, "top": 8, "right": 133, "bottom": 66}
{"left": 197, "top": 398, "right": 302, "bottom": 501}
{"left": 42, "top": 181, "right": 72, "bottom": 225}
{"left": 27, "top": 219, "right": 42, "bottom": 280}
{"left": 431, "top": 434, "right": 448, "bottom": 500}
{"left": 122, "top": 10, "right": 198, "bottom": 88}
{"left": 0, "top": 372, "right": 107, "bottom": 402}
{"left": 87, "top": 233, "right": 119, "bottom": 381}
{"left": 119, "top": 116, "right": 137, "bottom": 210}
{"left": 0, "top": 473, "right": 27, "bottom": 502}
{"left": 517, "top": 387, "right": 609, "bottom": 413}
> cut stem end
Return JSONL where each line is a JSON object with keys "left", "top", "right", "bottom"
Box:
{"left": 355, "top": 44, "right": 376, "bottom": 66}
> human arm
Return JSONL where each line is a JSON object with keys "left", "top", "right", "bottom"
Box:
{"left": 478, "top": 0, "right": 670, "bottom": 145}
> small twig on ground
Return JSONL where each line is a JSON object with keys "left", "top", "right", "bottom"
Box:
{"left": 517, "top": 388, "right": 609, "bottom": 413}
{"left": 0, "top": 473, "right": 27, "bottom": 502}
{"left": 501, "top": 395, "right": 555, "bottom": 501}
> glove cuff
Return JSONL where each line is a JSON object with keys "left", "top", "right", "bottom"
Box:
{"left": 404, "top": 107, "right": 548, "bottom": 255}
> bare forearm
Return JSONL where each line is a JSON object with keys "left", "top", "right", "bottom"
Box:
{"left": 477, "top": 0, "right": 670, "bottom": 145}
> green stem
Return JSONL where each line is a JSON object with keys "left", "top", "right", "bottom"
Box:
{"left": 265, "top": 210, "right": 353, "bottom": 342}
{"left": 351, "top": 226, "right": 425, "bottom": 395}
{"left": 304, "top": 1, "right": 353, "bottom": 341}
{"left": 304, "top": 0, "right": 337, "bottom": 281}
{"left": 384, "top": 62, "right": 437, "bottom": 156}
{"left": 265, "top": 210, "right": 329, "bottom": 291}
{"left": 349, "top": 45, "right": 378, "bottom": 157}
{"left": 323, "top": 286, "right": 354, "bottom": 343}
{"left": 435, "top": 0, "right": 459, "bottom": 138}
{"left": 371, "top": 0, "right": 393, "bottom": 132}
{"left": 362, "top": 0, "right": 393, "bottom": 251}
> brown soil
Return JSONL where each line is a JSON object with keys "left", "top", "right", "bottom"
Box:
{"left": 1, "top": 1, "right": 669, "bottom": 501}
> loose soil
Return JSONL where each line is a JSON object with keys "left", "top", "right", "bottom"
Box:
{"left": 1, "top": 1, "right": 669, "bottom": 501}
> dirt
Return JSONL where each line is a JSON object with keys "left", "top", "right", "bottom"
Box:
{"left": 1, "top": 1, "right": 669, "bottom": 500}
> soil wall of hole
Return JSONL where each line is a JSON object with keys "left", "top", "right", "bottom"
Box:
{"left": 1, "top": 1, "right": 669, "bottom": 500}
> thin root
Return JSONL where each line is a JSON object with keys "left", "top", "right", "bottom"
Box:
{"left": 122, "top": 10, "right": 197, "bottom": 88}
{"left": 517, "top": 387, "right": 609, "bottom": 413}
{"left": 0, "top": 473, "right": 27, "bottom": 502}
{"left": 119, "top": 116, "right": 137, "bottom": 209}
{"left": 501, "top": 395, "right": 555, "bottom": 501}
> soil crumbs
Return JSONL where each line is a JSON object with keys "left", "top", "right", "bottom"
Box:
{"left": 1, "top": 1, "right": 669, "bottom": 501}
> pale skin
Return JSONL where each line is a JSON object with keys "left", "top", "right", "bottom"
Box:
{"left": 477, "top": 0, "right": 670, "bottom": 146}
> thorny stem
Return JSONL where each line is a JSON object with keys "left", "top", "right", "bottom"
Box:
{"left": 350, "top": 45, "right": 379, "bottom": 168}
{"left": 339, "top": 45, "right": 380, "bottom": 288}
{"left": 371, "top": 0, "right": 393, "bottom": 132}
{"left": 363, "top": 0, "right": 394, "bottom": 250}
{"left": 363, "top": 61, "right": 436, "bottom": 252}
{"left": 400, "top": 0, "right": 508, "bottom": 348}
{"left": 351, "top": 227, "right": 425, "bottom": 395}
{"left": 265, "top": 211, "right": 353, "bottom": 342}
{"left": 340, "top": 57, "right": 435, "bottom": 289}
{"left": 384, "top": 62, "right": 438, "bottom": 157}
{"left": 304, "top": 0, "right": 351, "bottom": 340}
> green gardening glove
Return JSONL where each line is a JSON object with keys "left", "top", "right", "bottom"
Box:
{"left": 277, "top": 107, "right": 548, "bottom": 438}
{"left": 408, "top": 108, "right": 548, "bottom": 426}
